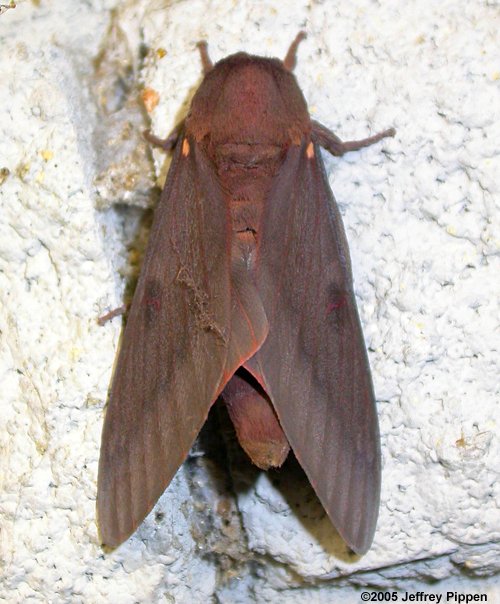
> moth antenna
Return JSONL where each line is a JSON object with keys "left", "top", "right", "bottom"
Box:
{"left": 196, "top": 40, "right": 213, "bottom": 74}
{"left": 283, "top": 31, "right": 307, "bottom": 71}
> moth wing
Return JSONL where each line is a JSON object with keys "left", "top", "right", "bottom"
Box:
{"left": 97, "top": 135, "right": 267, "bottom": 547}
{"left": 249, "top": 143, "right": 380, "bottom": 554}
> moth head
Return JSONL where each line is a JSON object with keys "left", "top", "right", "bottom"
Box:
{"left": 186, "top": 38, "right": 311, "bottom": 146}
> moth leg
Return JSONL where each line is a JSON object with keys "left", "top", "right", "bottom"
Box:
{"left": 143, "top": 121, "right": 184, "bottom": 152}
{"left": 196, "top": 40, "right": 213, "bottom": 74}
{"left": 283, "top": 31, "right": 307, "bottom": 71}
{"left": 97, "top": 304, "right": 128, "bottom": 326}
{"left": 312, "top": 119, "right": 395, "bottom": 156}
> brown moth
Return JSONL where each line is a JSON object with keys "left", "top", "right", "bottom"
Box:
{"left": 98, "top": 33, "right": 394, "bottom": 554}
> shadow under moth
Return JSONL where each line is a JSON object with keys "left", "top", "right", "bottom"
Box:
{"left": 97, "top": 32, "right": 394, "bottom": 555}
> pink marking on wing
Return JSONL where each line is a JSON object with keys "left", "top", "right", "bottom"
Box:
{"left": 326, "top": 295, "right": 347, "bottom": 315}
{"left": 144, "top": 297, "right": 161, "bottom": 312}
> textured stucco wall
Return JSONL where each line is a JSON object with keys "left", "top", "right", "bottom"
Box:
{"left": 1, "top": 1, "right": 499, "bottom": 602}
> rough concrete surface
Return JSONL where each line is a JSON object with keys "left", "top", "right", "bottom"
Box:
{"left": 0, "top": 0, "right": 498, "bottom": 602}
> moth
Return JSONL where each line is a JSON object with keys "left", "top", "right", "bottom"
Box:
{"left": 98, "top": 32, "right": 394, "bottom": 555}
